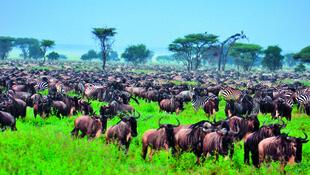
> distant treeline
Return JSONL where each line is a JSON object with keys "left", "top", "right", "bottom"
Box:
{"left": 0, "top": 36, "right": 65, "bottom": 62}
{"left": 1, "top": 30, "right": 309, "bottom": 72}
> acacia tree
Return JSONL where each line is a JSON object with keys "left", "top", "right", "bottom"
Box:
{"left": 229, "top": 43, "right": 262, "bottom": 71}
{"left": 0, "top": 36, "right": 15, "bottom": 60}
{"left": 284, "top": 53, "right": 298, "bottom": 68}
{"left": 80, "top": 50, "right": 99, "bottom": 61}
{"left": 15, "top": 38, "right": 38, "bottom": 59}
{"left": 262, "top": 45, "right": 284, "bottom": 71}
{"left": 294, "top": 45, "right": 310, "bottom": 63}
{"left": 40, "top": 40, "right": 55, "bottom": 65}
{"left": 121, "top": 44, "right": 152, "bottom": 65}
{"left": 169, "top": 33, "right": 218, "bottom": 71}
{"left": 92, "top": 27, "right": 116, "bottom": 70}
{"left": 47, "top": 51, "right": 60, "bottom": 60}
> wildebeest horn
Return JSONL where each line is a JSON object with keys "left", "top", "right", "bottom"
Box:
{"left": 173, "top": 118, "right": 180, "bottom": 127}
{"left": 229, "top": 125, "right": 240, "bottom": 135}
{"left": 202, "top": 128, "right": 213, "bottom": 133}
{"left": 300, "top": 131, "right": 308, "bottom": 143}
{"left": 134, "top": 111, "right": 140, "bottom": 119}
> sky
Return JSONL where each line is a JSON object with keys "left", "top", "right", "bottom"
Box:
{"left": 1, "top": 0, "right": 309, "bottom": 56}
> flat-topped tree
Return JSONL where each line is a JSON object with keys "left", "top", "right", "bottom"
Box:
{"left": 0, "top": 36, "right": 15, "bottom": 60}
{"left": 262, "top": 45, "right": 284, "bottom": 71}
{"left": 40, "top": 40, "right": 55, "bottom": 65}
{"left": 121, "top": 44, "right": 152, "bottom": 65}
{"left": 169, "top": 33, "right": 218, "bottom": 72}
{"left": 294, "top": 46, "right": 310, "bottom": 63}
{"left": 92, "top": 27, "right": 116, "bottom": 70}
{"left": 229, "top": 43, "right": 262, "bottom": 71}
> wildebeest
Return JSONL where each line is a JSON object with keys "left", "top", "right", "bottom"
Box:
{"left": 202, "top": 127, "right": 239, "bottom": 160}
{"left": 142, "top": 117, "right": 180, "bottom": 160}
{"left": 0, "top": 95, "right": 27, "bottom": 119}
{"left": 106, "top": 111, "right": 140, "bottom": 153}
{"left": 225, "top": 94, "right": 253, "bottom": 117}
{"left": 159, "top": 96, "right": 184, "bottom": 115}
{"left": 100, "top": 101, "right": 135, "bottom": 117}
{"left": 33, "top": 96, "right": 52, "bottom": 118}
{"left": 78, "top": 99, "right": 94, "bottom": 115}
{"left": 71, "top": 115, "right": 105, "bottom": 139}
{"left": 218, "top": 115, "right": 260, "bottom": 141}
{"left": 274, "top": 97, "right": 293, "bottom": 121}
{"left": 174, "top": 120, "right": 215, "bottom": 164}
{"left": 258, "top": 132, "right": 309, "bottom": 168}
{"left": 0, "top": 111, "right": 17, "bottom": 131}
{"left": 244, "top": 123, "right": 285, "bottom": 167}
{"left": 203, "top": 98, "right": 217, "bottom": 117}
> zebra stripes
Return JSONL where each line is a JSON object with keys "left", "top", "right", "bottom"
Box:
{"left": 296, "top": 94, "right": 310, "bottom": 105}
{"left": 220, "top": 87, "right": 242, "bottom": 100}
{"left": 35, "top": 81, "right": 48, "bottom": 91}
{"left": 278, "top": 97, "right": 294, "bottom": 107}
{"left": 191, "top": 95, "right": 210, "bottom": 111}
{"left": 296, "top": 94, "right": 310, "bottom": 113}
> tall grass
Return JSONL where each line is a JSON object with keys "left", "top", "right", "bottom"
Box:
{"left": 0, "top": 99, "right": 309, "bottom": 175}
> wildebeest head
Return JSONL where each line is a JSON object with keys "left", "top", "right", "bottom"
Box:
{"left": 286, "top": 131, "right": 309, "bottom": 163}
{"left": 120, "top": 111, "right": 140, "bottom": 137}
{"left": 245, "top": 114, "right": 260, "bottom": 133}
{"left": 158, "top": 117, "right": 180, "bottom": 148}
{"left": 90, "top": 116, "right": 103, "bottom": 137}
{"left": 100, "top": 105, "right": 115, "bottom": 118}
{"left": 216, "top": 127, "right": 239, "bottom": 155}
{"left": 260, "top": 121, "right": 285, "bottom": 138}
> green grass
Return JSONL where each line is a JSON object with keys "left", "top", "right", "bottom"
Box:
{"left": 0, "top": 98, "right": 309, "bottom": 175}
{"left": 280, "top": 79, "right": 310, "bottom": 86}
{"left": 130, "top": 69, "right": 157, "bottom": 74}
{"left": 169, "top": 80, "right": 199, "bottom": 86}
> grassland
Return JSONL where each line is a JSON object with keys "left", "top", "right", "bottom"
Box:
{"left": 0, "top": 98, "right": 309, "bottom": 175}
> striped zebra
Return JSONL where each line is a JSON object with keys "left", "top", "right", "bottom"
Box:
{"left": 220, "top": 87, "right": 242, "bottom": 101}
{"left": 278, "top": 96, "right": 294, "bottom": 107}
{"left": 35, "top": 81, "right": 49, "bottom": 91}
{"left": 296, "top": 94, "right": 310, "bottom": 113}
{"left": 191, "top": 94, "right": 210, "bottom": 112}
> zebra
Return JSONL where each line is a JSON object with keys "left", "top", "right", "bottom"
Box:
{"left": 296, "top": 94, "right": 310, "bottom": 113}
{"left": 35, "top": 81, "right": 49, "bottom": 91}
{"left": 219, "top": 87, "right": 242, "bottom": 101}
{"left": 191, "top": 94, "right": 211, "bottom": 112}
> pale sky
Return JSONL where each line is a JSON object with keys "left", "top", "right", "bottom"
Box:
{"left": 1, "top": 0, "right": 309, "bottom": 56}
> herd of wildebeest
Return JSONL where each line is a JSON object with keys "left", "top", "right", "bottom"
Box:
{"left": 0, "top": 61, "right": 309, "bottom": 169}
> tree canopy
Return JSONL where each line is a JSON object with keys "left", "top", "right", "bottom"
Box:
{"left": 229, "top": 43, "right": 262, "bottom": 71}
{"left": 0, "top": 36, "right": 15, "bottom": 60}
{"left": 47, "top": 51, "right": 60, "bottom": 60}
{"left": 40, "top": 40, "right": 55, "bottom": 65}
{"left": 262, "top": 45, "right": 284, "bottom": 71}
{"left": 121, "top": 44, "right": 152, "bottom": 64}
{"left": 15, "top": 38, "right": 40, "bottom": 59}
{"left": 92, "top": 27, "right": 116, "bottom": 70}
{"left": 81, "top": 49, "right": 98, "bottom": 61}
{"left": 169, "top": 33, "right": 218, "bottom": 71}
{"left": 294, "top": 45, "right": 310, "bottom": 63}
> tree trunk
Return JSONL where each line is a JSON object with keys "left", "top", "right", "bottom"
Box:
{"left": 222, "top": 53, "right": 228, "bottom": 71}
{"left": 218, "top": 52, "right": 222, "bottom": 71}
{"left": 102, "top": 51, "right": 107, "bottom": 70}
